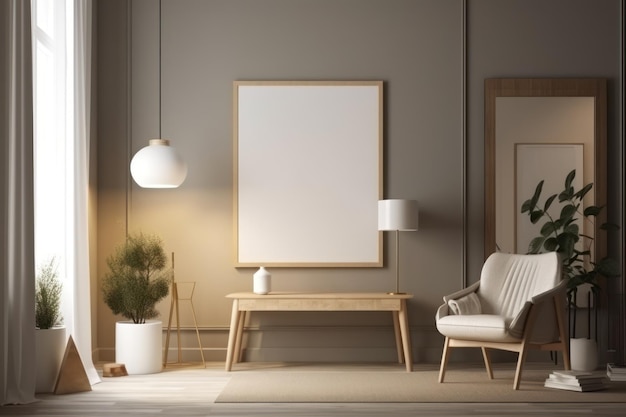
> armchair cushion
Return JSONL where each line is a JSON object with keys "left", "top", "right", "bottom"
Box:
{"left": 436, "top": 313, "right": 519, "bottom": 342}
{"left": 447, "top": 292, "right": 481, "bottom": 315}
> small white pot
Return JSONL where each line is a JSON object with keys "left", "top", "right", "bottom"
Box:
{"left": 570, "top": 337, "right": 598, "bottom": 372}
{"left": 116, "top": 320, "right": 162, "bottom": 374}
{"left": 35, "top": 326, "right": 67, "bottom": 393}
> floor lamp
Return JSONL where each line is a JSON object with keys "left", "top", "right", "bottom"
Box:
{"left": 378, "top": 199, "right": 419, "bottom": 295}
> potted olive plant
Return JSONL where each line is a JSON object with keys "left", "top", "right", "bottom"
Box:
{"left": 521, "top": 169, "right": 619, "bottom": 370}
{"left": 35, "top": 258, "right": 66, "bottom": 392}
{"left": 102, "top": 233, "right": 171, "bottom": 374}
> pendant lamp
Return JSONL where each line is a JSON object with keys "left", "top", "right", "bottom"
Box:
{"left": 130, "top": 0, "right": 187, "bottom": 188}
{"left": 130, "top": 139, "right": 187, "bottom": 188}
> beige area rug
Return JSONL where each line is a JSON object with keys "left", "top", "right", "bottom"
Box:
{"left": 216, "top": 363, "right": 626, "bottom": 403}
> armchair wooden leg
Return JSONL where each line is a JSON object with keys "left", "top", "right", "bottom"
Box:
{"left": 561, "top": 344, "right": 571, "bottom": 371}
{"left": 438, "top": 337, "right": 451, "bottom": 383}
{"left": 553, "top": 294, "right": 571, "bottom": 370}
{"left": 481, "top": 347, "right": 494, "bottom": 379}
{"left": 513, "top": 343, "right": 528, "bottom": 390}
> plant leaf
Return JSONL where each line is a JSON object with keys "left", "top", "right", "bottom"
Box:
{"left": 528, "top": 236, "right": 545, "bottom": 254}
{"left": 560, "top": 204, "right": 577, "bottom": 220}
{"left": 574, "top": 183, "right": 593, "bottom": 200}
{"left": 600, "top": 222, "right": 620, "bottom": 231}
{"left": 583, "top": 205, "right": 601, "bottom": 217}
{"left": 576, "top": 249, "right": 591, "bottom": 257}
{"left": 543, "top": 237, "right": 558, "bottom": 252}
{"left": 530, "top": 210, "right": 544, "bottom": 224}
{"left": 521, "top": 199, "right": 533, "bottom": 213}
{"left": 540, "top": 221, "right": 557, "bottom": 237}
{"left": 595, "top": 257, "right": 621, "bottom": 277}
{"left": 559, "top": 186, "right": 575, "bottom": 202}
{"left": 543, "top": 194, "right": 557, "bottom": 212}
{"left": 530, "top": 181, "right": 544, "bottom": 209}
{"left": 564, "top": 223, "right": 579, "bottom": 235}
{"left": 564, "top": 169, "right": 576, "bottom": 189}
{"left": 556, "top": 232, "right": 577, "bottom": 258}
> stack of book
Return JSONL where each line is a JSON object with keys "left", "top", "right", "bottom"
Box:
{"left": 607, "top": 363, "right": 626, "bottom": 381}
{"left": 544, "top": 370, "right": 607, "bottom": 392}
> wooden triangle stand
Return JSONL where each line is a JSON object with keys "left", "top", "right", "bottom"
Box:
{"left": 163, "top": 252, "right": 205, "bottom": 368}
{"left": 54, "top": 335, "right": 91, "bottom": 395}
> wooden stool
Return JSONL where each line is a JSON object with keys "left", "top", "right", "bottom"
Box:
{"left": 102, "top": 363, "right": 128, "bottom": 377}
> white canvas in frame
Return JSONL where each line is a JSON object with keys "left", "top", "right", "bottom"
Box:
{"left": 234, "top": 81, "right": 383, "bottom": 267}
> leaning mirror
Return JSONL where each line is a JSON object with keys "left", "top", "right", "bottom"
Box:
{"left": 484, "top": 78, "right": 607, "bottom": 260}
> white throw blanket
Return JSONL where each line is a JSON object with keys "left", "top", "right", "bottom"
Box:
{"left": 448, "top": 293, "right": 482, "bottom": 315}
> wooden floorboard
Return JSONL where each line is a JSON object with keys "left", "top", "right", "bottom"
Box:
{"left": 1, "top": 362, "right": 624, "bottom": 416}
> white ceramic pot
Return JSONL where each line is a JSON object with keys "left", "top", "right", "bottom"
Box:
{"left": 116, "top": 320, "right": 162, "bottom": 374}
{"left": 570, "top": 337, "right": 598, "bottom": 372}
{"left": 35, "top": 326, "right": 67, "bottom": 393}
{"left": 253, "top": 267, "right": 271, "bottom": 294}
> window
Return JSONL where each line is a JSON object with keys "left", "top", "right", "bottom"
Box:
{"left": 32, "top": 0, "right": 74, "bottom": 292}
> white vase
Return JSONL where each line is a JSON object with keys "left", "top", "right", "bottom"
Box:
{"left": 253, "top": 267, "right": 271, "bottom": 294}
{"left": 116, "top": 320, "right": 162, "bottom": 374}
{"left": 570, "top": 338, "right": 598, "bottom": 371}
{"left": 35, "top": 326, "right": 67, "bottom": 393}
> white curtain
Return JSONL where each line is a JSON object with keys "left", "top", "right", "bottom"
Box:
{"left": 68, "top": 0, "right": 99, "bottom": 385}
{"left": 0, "top": 0, "right": 37, "bottom": 405}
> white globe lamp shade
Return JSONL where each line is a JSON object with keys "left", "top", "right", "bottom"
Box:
{"left": 130, "top": 139, "right": 187, "bottom": 188}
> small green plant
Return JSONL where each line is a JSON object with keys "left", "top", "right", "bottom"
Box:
{"left": 102, "top": 233, "right": 171, "bottom": 324}
{"left": 35, "top": 258, "right": 63, "bottom": 329}
{"left": 521, "top": 169, "right": 620, "bottom": 336}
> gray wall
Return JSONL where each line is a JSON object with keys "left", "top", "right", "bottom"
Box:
{"left": 96, "top": 0, "right": 623, "bottom": 364}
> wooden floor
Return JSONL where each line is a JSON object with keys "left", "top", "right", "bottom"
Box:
{"left": 1, "top": 362, "right": 625, "bottom": 416}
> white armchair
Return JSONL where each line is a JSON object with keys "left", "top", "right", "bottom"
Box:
{"left": 435, "top": 252, "right": 570, "bottom": 390}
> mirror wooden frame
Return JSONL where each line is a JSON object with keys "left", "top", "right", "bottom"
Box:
{"left": 484, "top": 78, "right": 607, "bottom": 260}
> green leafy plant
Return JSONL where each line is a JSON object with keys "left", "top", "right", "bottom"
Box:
{"left": 102, "top": 233, "right": 171, "bottom": 324}
{"left": 35, "top": 258, "right": 63, "bottom": 329}
{"left": 520, "top": 169, "right": 619, "bottom": 329}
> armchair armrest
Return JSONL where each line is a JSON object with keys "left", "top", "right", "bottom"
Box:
{"left": 531, "top": 279, "right": 567, "bottom": 304}
{"left": 509, "top": 280, "right": 567, "bottom": 339}
{"left": 435, "top": 303, "right": 450, "bottom": 321}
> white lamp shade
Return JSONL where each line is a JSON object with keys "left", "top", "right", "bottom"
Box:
{"left": 130, "top": 139, "right": 188, "bottom": 188}
{"left": 378, "top": 199, "right": 419, "bottom": 231}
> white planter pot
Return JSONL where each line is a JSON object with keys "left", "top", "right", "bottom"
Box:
{"left": 116, "top": 320, "right": 162, "bottom": 374}
{"left": 570, "top": 337, "right": 598, "bottom": 372}
{"left": 35, "top": 326, "right": 67, "bottom": 393}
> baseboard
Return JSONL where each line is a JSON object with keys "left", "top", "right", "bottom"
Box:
{"left": 93, "top": 325, "right": 563, "bottom": 366}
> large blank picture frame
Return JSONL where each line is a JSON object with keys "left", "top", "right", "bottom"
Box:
{"left": 234, "top": 81, "right": 383, "bottom": 267}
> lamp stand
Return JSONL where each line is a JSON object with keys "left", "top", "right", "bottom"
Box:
{"left": 163, "top": 252, "right": 205, "bottom": 368}
{"left": 388, "top": 230, "right": 406, "bottom": 295}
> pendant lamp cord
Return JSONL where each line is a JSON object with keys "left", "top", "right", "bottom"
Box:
{"left": 125, "top": 0, "right": 133, "bottom": 238}
{"left": 158, "top": 0, "right": 162, "bottom": 138}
